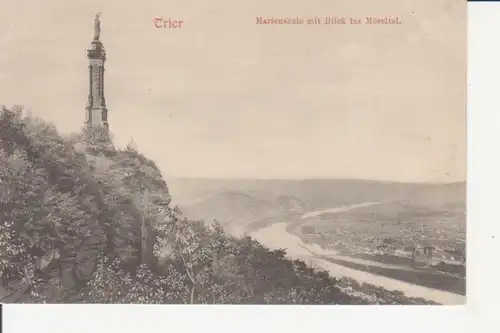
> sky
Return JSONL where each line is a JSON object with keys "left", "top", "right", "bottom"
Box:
{"left": 0, "top": 0, "right": 466, "bottom": 182}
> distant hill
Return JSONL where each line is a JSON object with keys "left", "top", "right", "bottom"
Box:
{"left": 180, "top": 190, "right": 306, "bottom": 231}
{"left": 182, "top": 191, "right": 274, "bottom": 225}
{"left": 168, "top": 178, "right": 465, "bottom": 230}
{"left": 407, "top": 182, "right": 466, "bottom": 210}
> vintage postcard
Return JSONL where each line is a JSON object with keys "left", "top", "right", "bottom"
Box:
{"left": 0, "top": 0, "right": 465, "bottom": 304}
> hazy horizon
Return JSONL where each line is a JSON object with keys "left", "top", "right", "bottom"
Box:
{"left": 0, "top": 0, "right": 466, "bottom": 182}
{"left": 166, "top": 176, "right": 465, "bottom": 185}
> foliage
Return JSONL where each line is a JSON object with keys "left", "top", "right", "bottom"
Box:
{"left": 337, "top": 278, "right": 439, "bottom": 305}
{"left": 1, "top": 106, "right": 107, "bottom": 302}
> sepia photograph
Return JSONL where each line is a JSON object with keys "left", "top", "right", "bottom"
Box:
{"left": 0, "top": 0, "right": 465, "bottom": 305}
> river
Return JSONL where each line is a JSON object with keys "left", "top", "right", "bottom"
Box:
{"left": 249, "top": 202, "right": 466, "bottom": 305}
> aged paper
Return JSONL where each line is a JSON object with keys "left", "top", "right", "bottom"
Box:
{"left": 0, "top": 0, "right": 465, "bottom": 304}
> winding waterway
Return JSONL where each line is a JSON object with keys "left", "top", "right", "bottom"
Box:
{"left": 249, "top": 202, "right": 466, "bottom": 305}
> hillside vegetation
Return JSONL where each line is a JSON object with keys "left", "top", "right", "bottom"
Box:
{"left": 0, "top": 106, "right": 436, "bottom": 304}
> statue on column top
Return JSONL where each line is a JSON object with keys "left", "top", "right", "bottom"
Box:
{"left": 94, "top": 12, "right": 101, "bottom": 40}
